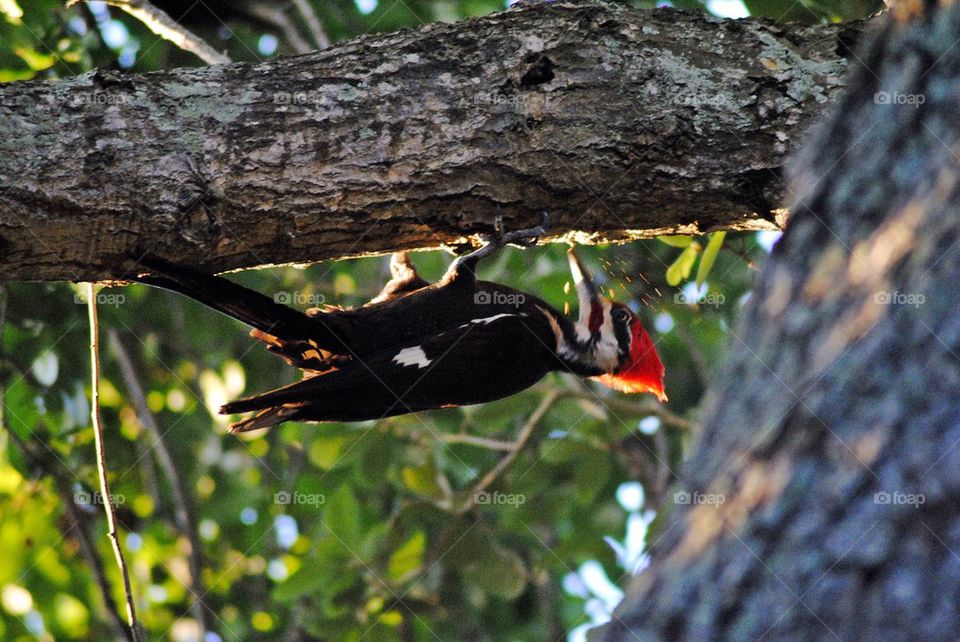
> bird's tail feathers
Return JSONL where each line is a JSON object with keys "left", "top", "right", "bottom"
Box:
{"left": 227, "top": 404, "right": 306, "bottom": 433}
{"left": 132, "top": 258, "right": 347, "bottom": 347}
{"left": 220, "top": 371, "right": 342, "bottom": 416}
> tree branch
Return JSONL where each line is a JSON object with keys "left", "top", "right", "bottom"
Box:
{"left": 292, "top": 0, "right": 330, "bottom": 50}
{"left": 98, "top": 0, "right": 230, "bottom": 65}
{"left": 0, "top": 2, "right": 868, "bottom": 281}
{"left": 457, "top": 389, "right": 559, "bottom": 514}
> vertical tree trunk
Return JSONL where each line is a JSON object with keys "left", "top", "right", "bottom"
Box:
{"left": 599, "top": 2, "right": 960, "bottom": 639}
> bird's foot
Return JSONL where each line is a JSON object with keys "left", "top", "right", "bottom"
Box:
{"left": 447, "top": 212, "right": 550, "bottom": 277}
{"left": 477, "top": 211, "right": 550, "bottom": 252}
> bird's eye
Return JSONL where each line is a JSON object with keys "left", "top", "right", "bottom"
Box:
{"left": 613, "top": 308, "right": 630, "bottom": 323}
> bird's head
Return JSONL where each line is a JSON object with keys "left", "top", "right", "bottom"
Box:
{"left": 566, "top": 248, "right": 667, "bottom": 401}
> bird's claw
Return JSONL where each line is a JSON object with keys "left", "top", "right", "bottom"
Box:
{"left": 492, "top": 211, "right": 550, "bottom": 249}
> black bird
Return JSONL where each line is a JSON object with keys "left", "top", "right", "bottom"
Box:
{"left": 132, "top": 219, "right": 665, "bottom": 432}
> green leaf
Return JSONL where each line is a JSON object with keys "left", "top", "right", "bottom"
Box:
{"left": 538, "top": 438, "right": 583, "bottom": 464}
{"left": 308, "top": 435, "right": 348, "bottom": 470}
{"left": 0, "top": 68, "right": 34, "bottom": 82}
{"left": 742, "top": 0, "right": 826, "bottom": 22}
{"left": 666, "top": 243, "right": 701, "bottom": 286}
{"left": 4, "top": 378, "right": 40, "bottom": 440}
{"left": 574, "top": 450, "right": 610, "bottom": 505}
{"left": 656, "top": 235, "right": 693, "bottom": 248}
{"left": 401, "top": 458, "right": 441, "bottom": 498}
{"left": 13, "top": 46, "right": 54, "bottom": 71}
{"left": 325, "top": 485, "right": 361, "bottom": 542}
{"left": 272, "top": 557, "right": 328, "bottom": 600}
{"left": 462, "top": 546, "right": 527, "bottom": 599}
{"left": 388, "top": 530, "right": 425, "bottom": 581}
{"left": 5, "top": 440, "right": 28, "bottom": 477}
{"left": 696, "top": 231, "right": 726, "bottom": 287}
{"left": 272, "top": 540, "right": 349, "bottom": 601}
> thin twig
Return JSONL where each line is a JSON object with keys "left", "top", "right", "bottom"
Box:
{"left": 556, "top": 387, "right": 697, "bottom": 432}
{"left": 652, "top": 426, "right": 671, "bottom": 502}
{"left": 457, "top": 389, "right": 559, "bottom": 514}
{"left": 292, "top": 0, "right": 330, "bottom": 49}
{"left": 0, "top": 285, "right": 6, "bottom": 346}
{"left": 438, "top": 432, "right": 516, "bottom": 451}
{"left": 89, "top": 0, "right": 231, "bottom": 64}
{"left": 86, "top": 283, "right": 142, "bottom": 642}
{"left": 63, "top": 487, "right": 134, "bottom": 642}
{"left": 109, "top": 330, "right": 210, "bottom": 638}
{"left": 390, "top": 424, "right": 516, "bottom": 451}
{"left": 244, "top": 3, "right": 313, "bottom": 54}
{"left": 674, "top": 321, "right": 711, "bottom": 387}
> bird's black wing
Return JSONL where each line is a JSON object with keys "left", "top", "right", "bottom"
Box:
{"left": 223, "top": 310, "right": 559, "bottom": 430}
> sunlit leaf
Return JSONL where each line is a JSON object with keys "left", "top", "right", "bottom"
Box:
{"left": 0, "top": 68, "right": 34, "bottom": 81}
{"left": 388, "top": 530, "right": 425, "bottom": 581}
{"left": 666, "top": 243, "right": 701, "bottom": 286}
{"left": 656, "top": 235, "right": 693, "bottom": 248}
{"left": 308, "top": 435, "right": 348, "bottom": 470}
{"left": 0, "top": 0, "right": 24, "bottom": 23}
{"left": 13, "top": 46, "right": 54, "bottom": 70}
{"left": 696, "top": 231, "right": 726, "bottom": 287}
{"left": 54, "top": 593, "right": 89, "bottom": 635}
{"left": 272, "top": 557, "right": 330, "bottom": 601}
{"left": 30, "top": 351, "right": 58, "bottom": 387}
{"left": 401, "top": 458, "right": 441, "bottom": 497}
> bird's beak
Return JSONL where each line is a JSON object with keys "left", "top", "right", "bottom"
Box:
{"left": 567, "top": 248, "right": 603, "bottom": 329}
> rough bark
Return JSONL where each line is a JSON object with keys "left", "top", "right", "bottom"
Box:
{"left": 599, "top": 3, "right": 960, "bottom": 640}
{"left": 0, "top": 1, "right": 864, "bottom": 282}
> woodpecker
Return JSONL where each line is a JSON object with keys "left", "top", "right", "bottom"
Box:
{"left": 132, "top": 219, "right": 666, "bottom": 432}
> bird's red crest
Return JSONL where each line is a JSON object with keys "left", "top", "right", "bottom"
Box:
{"left": 594, "top": 320, "right": 667, "bottom": 401}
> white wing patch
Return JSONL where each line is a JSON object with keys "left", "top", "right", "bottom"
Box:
{"left": 392, "top": 346, "right": 431, "bottom": 369}
{"left": 469, "top": 313, "right": 521, "bottom": 325}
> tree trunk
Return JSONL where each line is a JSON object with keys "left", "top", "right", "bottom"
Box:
{"left": 598, "top": 3, "right": 960, "bottom": 640}
{"left": 0, "top": 1, "right": 865, "bottom": 282}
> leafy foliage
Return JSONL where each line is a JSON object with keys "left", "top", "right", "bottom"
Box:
{"left": 0, "top": 238, "right": 773, "bottom": 640}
